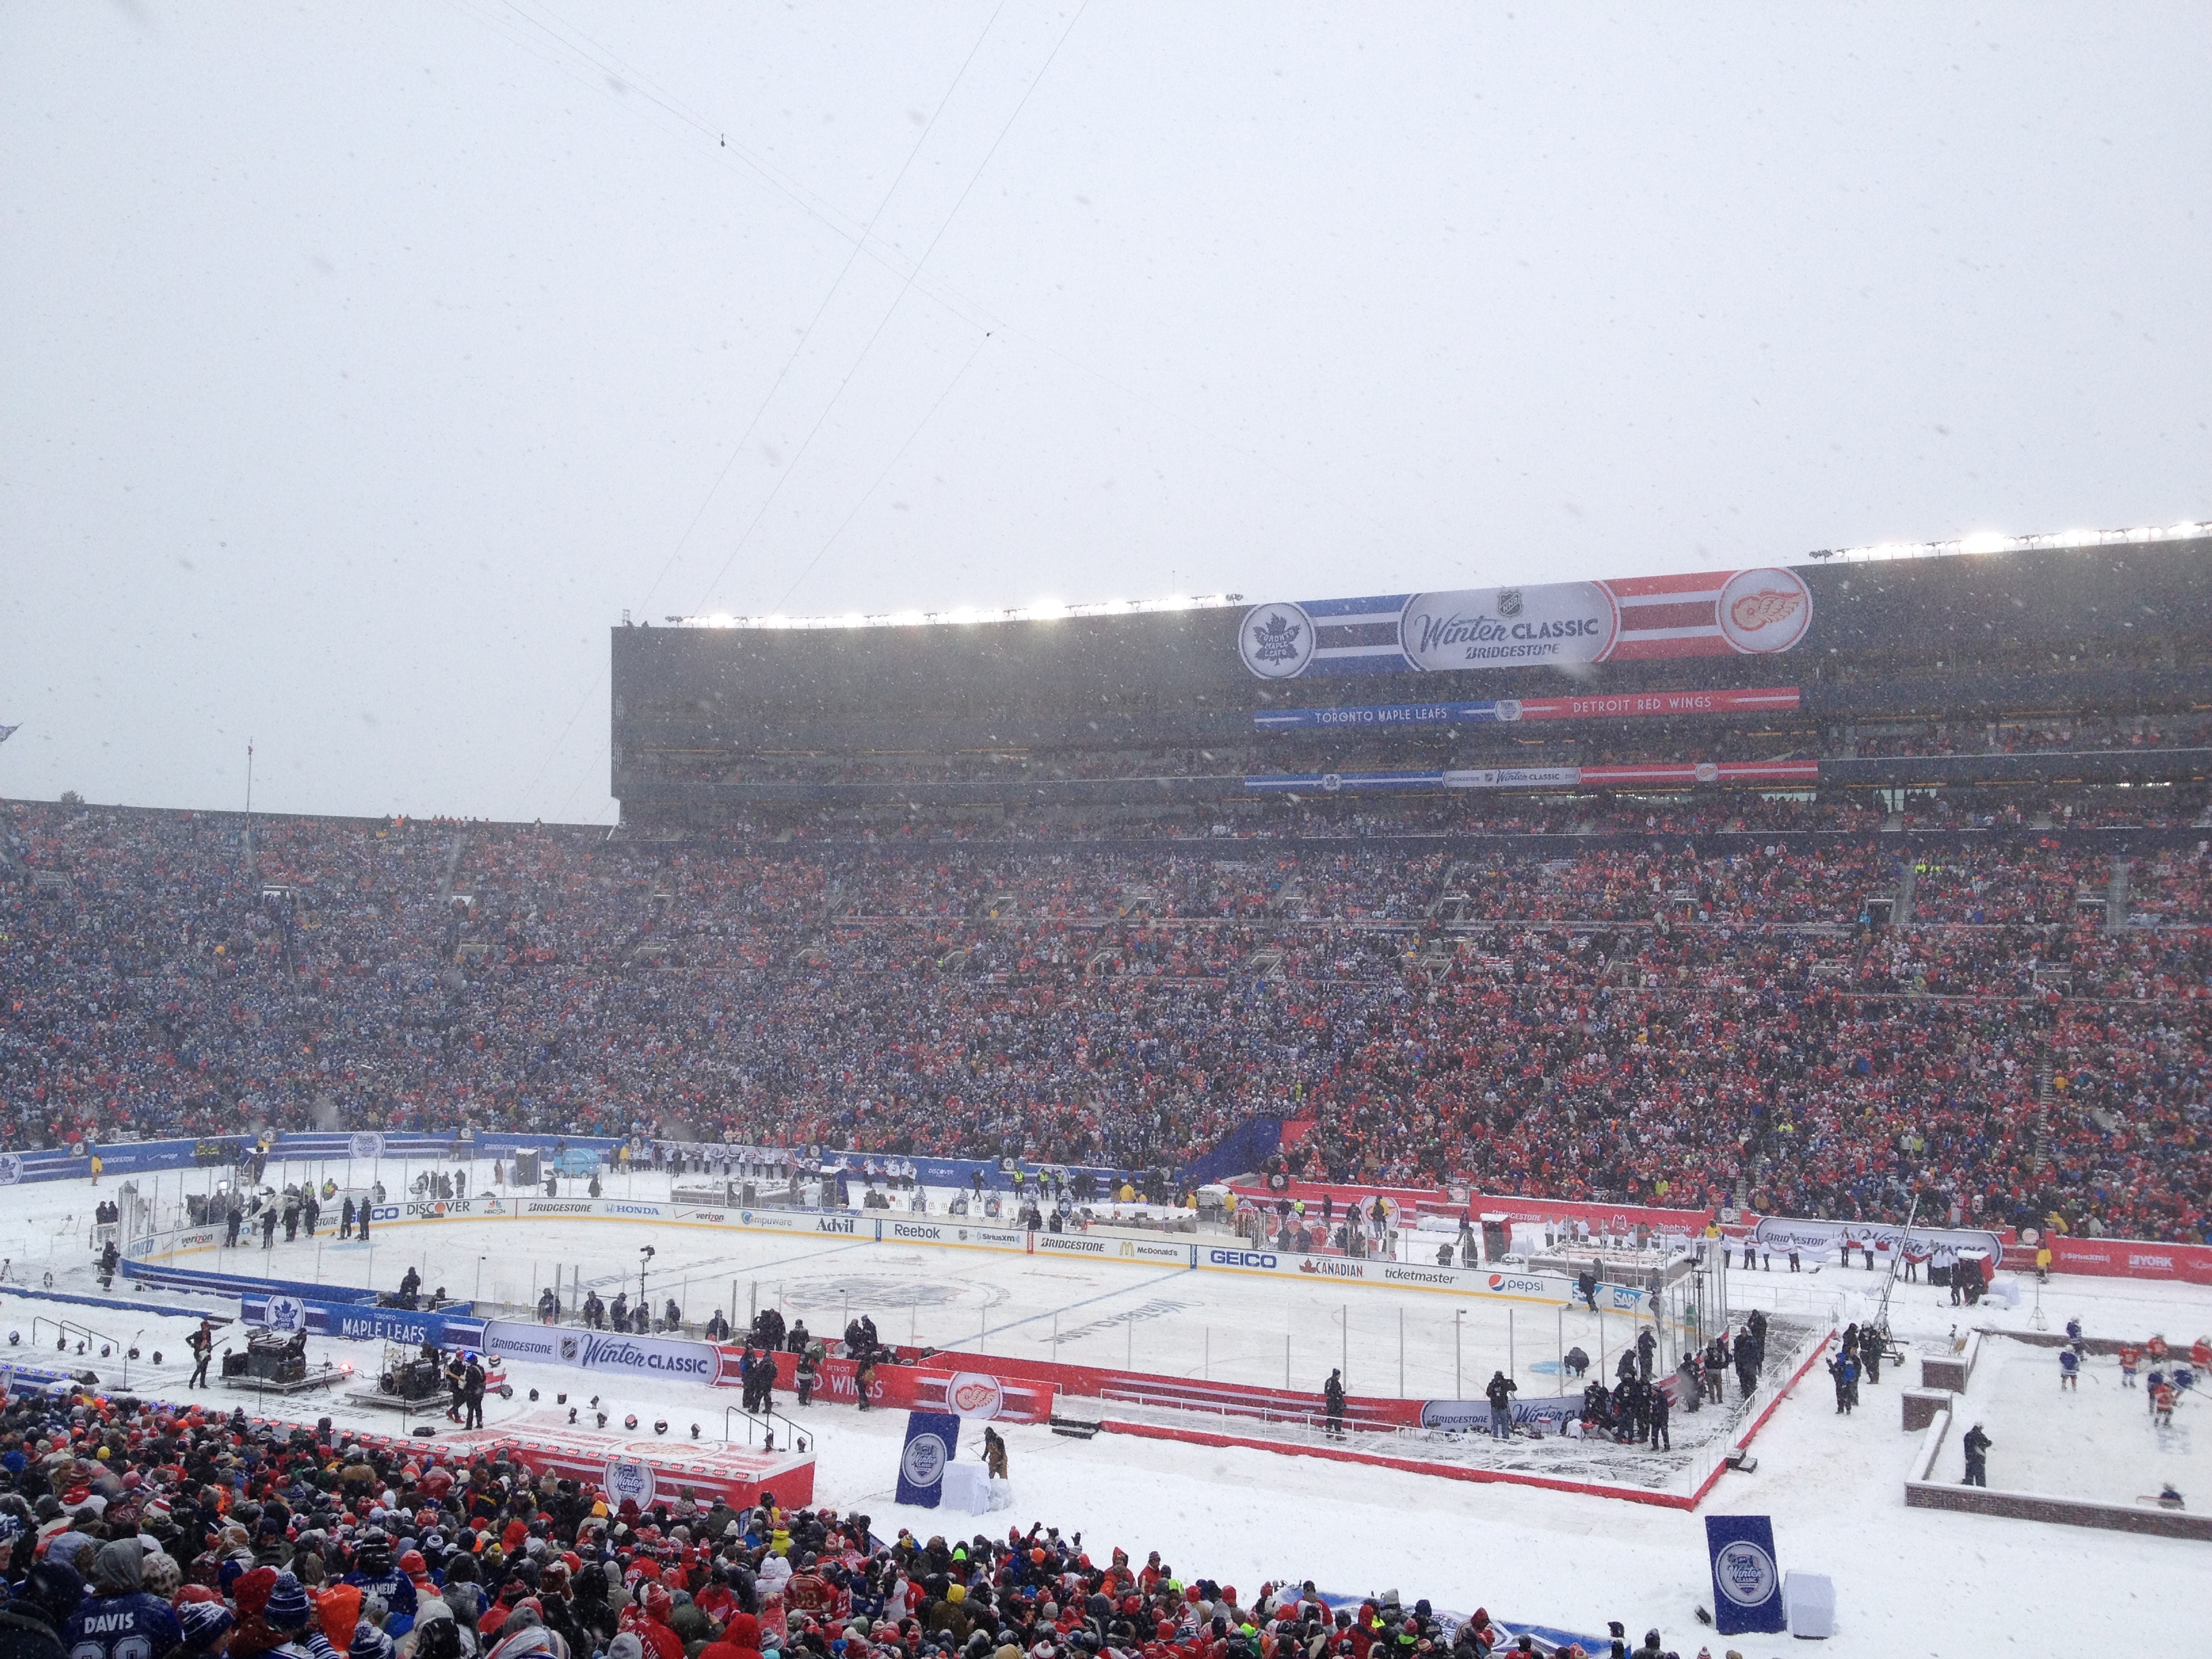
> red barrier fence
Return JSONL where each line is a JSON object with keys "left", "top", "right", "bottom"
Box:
{"left": 729, "top": 1349, "right": 1062, "bottom": 1423}
{"left": 722, "top": 1342, "right": 1420, "bottom": 1431}
{"left": 2013, "top": 1235, "right": 2212, "bottom": 1286}
{"left": 1231, "top": 1178, "right": 2212, "bottom": 1287}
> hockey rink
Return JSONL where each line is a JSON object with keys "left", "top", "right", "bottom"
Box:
{"left": 37, "top": 1158, "right": 1713, "bottom": 1402}
{"left": 1947, "top": 1331, "right": 2207, "bottom": 1507}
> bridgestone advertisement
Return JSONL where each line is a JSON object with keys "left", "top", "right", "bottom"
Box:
{"left": 1748, "top": 1217, "right": 2005, "bottom": 1261}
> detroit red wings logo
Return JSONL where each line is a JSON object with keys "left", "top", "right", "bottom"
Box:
{"left": 1715, "top": 569, "right": 1814, "bottom": 653}
{"left": 1729, "top": 588, "right": 1804, "bottom": 632}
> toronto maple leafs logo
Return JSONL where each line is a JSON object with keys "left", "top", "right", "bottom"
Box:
{"left": 1250, "top": 611, "right": 1301, "bottom": 660}
{"left": 1240, "top": 602, "right": 1315, "bottom": 678}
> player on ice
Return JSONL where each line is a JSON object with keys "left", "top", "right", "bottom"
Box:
{"left": 2151, "top": 1378, "right": 2177, "bottom": 1427}
{"left": 2058, "top": 1347, "right": 2080, "bottom": 1391}
{"left": 2118, "top": 1342, "right": 2141, "bottom": 1387}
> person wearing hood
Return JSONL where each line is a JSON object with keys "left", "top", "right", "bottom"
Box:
{"left": 484, "top": 1606, "right": 567, "bottom": 1659}
{"left": 61, "top": 1540, "right": 184, "bottom": 1659}
{"left": 406, "top": 1604, "right": 473, "bottom": 1659}
{"left": 0, "top": 1561, "right": 84, "bottom": 1659}
{"left": 702, "top": 1612, "right": 765, "bottom": 1659}
{"left": 316, "top": 1585, "right": 365, "bottom": 1654}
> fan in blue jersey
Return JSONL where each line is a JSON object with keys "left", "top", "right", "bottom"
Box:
{"left": 59, "top": 1542, "right": 183, "bottom": 1659}
{"left": 342, "top": 1535, "right": 419, "bottom": 1629}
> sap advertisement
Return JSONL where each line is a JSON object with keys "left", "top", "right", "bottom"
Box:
{"left": 481, "top": 1320, "right": 719, "bottom": 1381}
{"left": 1240, "top": 570, "right": 1812, "bottom": 678}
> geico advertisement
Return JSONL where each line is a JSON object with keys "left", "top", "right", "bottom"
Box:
{"left": 481, "top": 1319, "right": 717, "bottom": 1378}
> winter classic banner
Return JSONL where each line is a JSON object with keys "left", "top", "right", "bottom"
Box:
{"left": 1240, "top": 570, "right": 1812, "bottom": 678}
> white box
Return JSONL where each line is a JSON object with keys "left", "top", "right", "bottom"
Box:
{"left": 1784, "top": 1571, "right": 1836, "bottom": 1639}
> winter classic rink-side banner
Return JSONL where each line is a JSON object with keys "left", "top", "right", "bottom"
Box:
{"left": 480, "top": 1319, "right": 720, "bottom": 1381}
{"left": 1240, "top": 569, "right": 1814, "bottom": 678}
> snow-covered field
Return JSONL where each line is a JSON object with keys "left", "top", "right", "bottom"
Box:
{"left": 1948, "top": 1332, "right": 2207, "bottom": 1507}
{"left": 5, "top": 1160, "right": 2209, "bottom": 1654}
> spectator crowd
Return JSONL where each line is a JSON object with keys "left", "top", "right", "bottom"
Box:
{"left": 0, "top": 1385, "right": 1687, "bottom": 1659}
{"left": 4, "top": 797, "right": 2208, "bottom": 1245}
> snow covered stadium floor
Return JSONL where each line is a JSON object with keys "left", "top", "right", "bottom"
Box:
{"left": 5, "top": 1162, "right": 2209, "bottom": 1654}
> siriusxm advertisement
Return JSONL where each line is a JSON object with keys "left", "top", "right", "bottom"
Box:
{"left": 1240, "top": 571, "right": 1813, "bottom": 678}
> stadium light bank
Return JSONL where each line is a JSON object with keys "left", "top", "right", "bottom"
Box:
{"left": 657, "top": 518, "right": 2209, "bottom": 630}
{"left": 661, "top": 593, "right": 1244, "bottom": 630}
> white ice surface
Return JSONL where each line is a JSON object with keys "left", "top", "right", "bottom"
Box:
{"left": 1942, "top": 1334, "right": 2207, "bottom": 1507}
{"left": 5, "top": 1162, "right": 2208, "bottom": 1654}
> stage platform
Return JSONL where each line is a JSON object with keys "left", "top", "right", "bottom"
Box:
{"left": 436, "top": 1407, "right": 816, "bottom": 1509}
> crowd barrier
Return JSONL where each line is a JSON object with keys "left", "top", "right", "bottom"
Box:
{"left": 1231, "top": 1177, "right": 1723, "bottom": 1237}
{"left": 0, "top": 1131, "right": 623, "bottom": 1187}
{"left": 1232, "top": 1177, "right": 2212, "bottom": 1287}
{"left": 1, "top": 1131, "right": 1159, "bottom": 1197}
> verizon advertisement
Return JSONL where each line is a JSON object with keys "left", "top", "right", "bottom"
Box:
{"left": 483, "top": 1320, "right": 720, "bottom": 1381}
{"left": 1240, "top": 569, "right": 1812, "bottom": 678}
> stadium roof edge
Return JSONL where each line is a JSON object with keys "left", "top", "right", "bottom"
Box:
{"left": 648, "top": 518, "right": 2209, "bottom": 632}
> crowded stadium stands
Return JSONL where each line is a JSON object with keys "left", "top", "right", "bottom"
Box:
{"left": 0, "top": 1384, "right": 1625, "bottom": 1659}
{"left": 5, "top": 796, "right": 2207, "bottom": 1246}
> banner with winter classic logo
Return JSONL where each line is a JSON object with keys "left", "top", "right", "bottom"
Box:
{"left": 893, "top": 1411, "right": 962, "bottom": 1508}
{"left": 1704, "top": 1514, "right": 1786, "bottom": 1635}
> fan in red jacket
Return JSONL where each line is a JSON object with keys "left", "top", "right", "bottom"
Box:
{"left": 619, "top": 1583, "right": 685, "bottom": 1659}
{"left": 701, "top": 1611, "right": 765, "bottom": 1659}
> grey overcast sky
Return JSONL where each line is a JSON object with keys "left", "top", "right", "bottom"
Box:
{"left": 3, "top": 3, "right": 2208, "bottom": 823}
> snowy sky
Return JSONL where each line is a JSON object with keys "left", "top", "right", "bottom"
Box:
{"left": 3, "top": 3, "right": 2209, "bottom": 823}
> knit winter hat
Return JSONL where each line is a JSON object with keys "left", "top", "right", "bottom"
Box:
{"left": 268, "top": 1573, "right": 314, "bottom": 1631}
{"left": 179, "top": 1601, "right": 237, "bottom": 1652}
